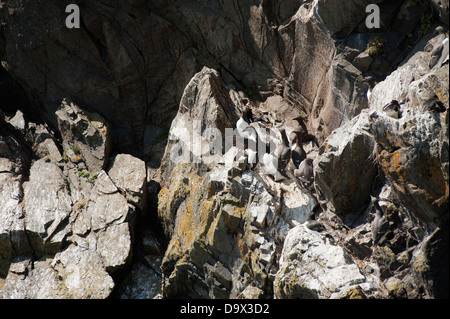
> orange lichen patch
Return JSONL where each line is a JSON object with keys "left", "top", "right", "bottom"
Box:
{"left": 435, "top": 87, "right": 449, "bottom": 105}
{"left": 379, "top": 150, "right": 407, "bottom": 194}
{"left": 415, "top": 154, "right": 449, "bottom": 206}
{"left": 234, "top": 233, "right": 248, "bottom": 257}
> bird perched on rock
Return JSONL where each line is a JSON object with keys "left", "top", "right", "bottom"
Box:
{"left": 243, "top": 125, "right": 259, "bottom": 167}
{"left": 262, "top": 152, "right": 288, "bottom": 182}
{"left": 292, "top": 116, "right": 317, "bottom": 144}
{"left": 274, "top": 128, "right": 291, "bottom": 172}
{"left": 304, "top": 211, "right": 326, "bottom": 233}
{"left": 294, "top": 157, "right": 314, "bottom": 187}
{"left": 382, "top": 100, "right": 401, "bottom": 119}
{"left": 236, "top": 107, "right": 254, "bottom": 139}
{"left": 290, "top": 132, "right": 306, "bottom": 169}
{"left": 370, "top": 196, "right": 389, "bottom": 246}
{"left": 422, "top": 93, "right": 446, "bottom": 112}
{"left": 365, "top": 76, "right": 377, "bottom": 103}
{"left": 429, "top": 26, "right": 449, "bottom": 69}
{"left": 261, "top": 128, "right": 291, "bottom": 181}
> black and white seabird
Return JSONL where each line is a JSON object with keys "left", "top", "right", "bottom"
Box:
{"left": 294, "top": 157, "right": 314, "bottom": 187}
{"left": 243, "top": 125, "right": 259, "bottom": 167}
{"left": 422, "top": 93, "right": 446, "bottom": 112}
{"left": 382, "top": 100, "right": 401, "bottom": 119}
{"left": 292, "top": 116, "right": 317, "bottom": 144}
{"left": 261, "top": 128, "right": 291, "bottom": 181}
{"left": 290, "top": 132, "right": 306, "bottom": 169}
{"left": 365, "top": 76, "right": 377, "bottom": 103}
{"left": 262, "top": 153, "right": 288, "bottom": 181}
{"left": 304, "top": 211, "right": 326, "bottom": 233}
{"left": 370, "top": 196, "right": 388, "bottom": 246}
{"left": 429, "top": 26, "right": 449, "bottom": 69}
{"left": 236, "top": 107, "right": 254, "bottom": 139}
{"left": 274, "top": 128, "right": 291, "bottom": 172}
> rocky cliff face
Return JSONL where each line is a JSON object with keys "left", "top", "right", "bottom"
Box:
{"left": 0, "top": 0, "right": 448, "bottom": 299}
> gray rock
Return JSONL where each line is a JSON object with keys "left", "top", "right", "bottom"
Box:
{"left": 274, "top": 225, "right": 366, "bottom": 299}
{"left": 314, "top": 111, "right": 377, "bottom": 216}
{"left": 352, "top": 51, "right": 373, "bottom": 73}
{"left": 56, "top": 98, "right": 112, "bottom": 174}
{"left": 24, "top": 159, "right": 73, "bottom": 256}
{"left": 0, "top": 159, "right": 29, "bottom": 277}
{"left": 107, "top": 154, "right": 147, "bottom": 211}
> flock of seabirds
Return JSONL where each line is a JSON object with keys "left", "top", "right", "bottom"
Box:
{"left": 230, "top": 25, "right": 448, "bottom": 236}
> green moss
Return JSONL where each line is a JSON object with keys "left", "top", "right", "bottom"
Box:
{"left": 411, "top": 0, "right": 436, "bottom": 37}
{"left": 70, "top": 145, "right": 81, "bottom": 155}
{"left": 77, "top": 171, "right": 90, "bottom": 178}
{"left": 243, "top": 88, "right": 254, "bottom": 97}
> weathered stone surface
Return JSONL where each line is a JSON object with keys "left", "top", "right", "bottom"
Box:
{"left": 314, "top": 111, "right": 377, "bottom": 216}
{"left": 24, "top": 159, "right": 73, "bottom": 256}
{"left": 85, "top": 170, "right": 134, "bottom": 272}
{"left": 369, "top": 31, "right": 449, "bottom": 225}
{"left": 0, "top": 159, "right": 29, "bottom": 277}
{"left": 56, "top": 98, "right": 112, "bottom": 173}
{"left": 107, "top": 153, "right": 147, "bottom": 210}
{"left": 274, "top": 225, "right": 366, "bottom": 299}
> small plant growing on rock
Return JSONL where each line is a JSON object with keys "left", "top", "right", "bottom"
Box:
{"left": 70, "top": 145, "right": 81, "bottom": 155}
{"left": 88, "top": 173, "right": 98, "bottom": 183}
{"left": 243, "top": 88, "right": 254, "bottom": 97}
{"left": 365, "top": 34, "right": 386, "bottom": 56}
{"left": 78, "top": 171, "right": 90, "bottom": 178}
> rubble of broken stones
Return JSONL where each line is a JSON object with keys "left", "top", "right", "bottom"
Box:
{"left": 0, "top": 99, "right": 160, "bottom": 298}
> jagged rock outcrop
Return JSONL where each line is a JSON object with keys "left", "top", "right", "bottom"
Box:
{"left": 0, "top": 98, "right": 147, "bottom": 297}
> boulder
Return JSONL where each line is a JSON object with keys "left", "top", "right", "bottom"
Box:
{"left": 274, "top": 225, "right": 366, "bottom": 299}
{"left": 107, "top": 154, "right": 147, "bottom": 211}
{"left": 24, "top": 159, "right": 73, "bottom": 256}
{"left": 314, "top": 111, "right": 377, "bottom": 216}
{"left": 56, "top": 98, "right": 112, "bottom": 173}
{"left": 0, "top": 158, "right": 30, "bottom": 277}
{"left": 84, "top": 171, "right": 134, "bottom": 272}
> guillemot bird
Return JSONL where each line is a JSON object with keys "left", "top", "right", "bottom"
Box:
{"left": 274, "top": 128, "right": 291, "bottom": 172}
{"left": 290, "top": 132, "right": 306, "bottom": 169}
{"left": 292, "top": 116, "right": 320, "bottom": 148}
{"left": 422, "top": 93, "right": 446, "bottom": 112}
{"left": 236, "top": 107, "right": 254, "bottom": 139}
{"left": 304, "top": 211, "right": 326, "bottom": 233}
{"left": 294, "top": 157, "right": 314, "bottom": 187}
{"left": 429, "top": 26, "right": 449, "bottom": 69}
{"left": 370, "top": 196, "right": 389, "bottom": 246}
{"left": 243, "top": 125, "right": 259, "bottom": 167}
{"left": 261, "top": 128, "right": 291, "bottom": 181}
{"left": 262, "top": 153, "right": 288, "bottom": 181}
{"left": 365, "top": 76, "right": 377, "bottom": 103}
{"left": 382, "top": 100, "right": 401, "bottom": 119}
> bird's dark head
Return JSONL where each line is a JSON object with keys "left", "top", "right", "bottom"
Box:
{"left": 435, "top": 26, "right": 445, "bottom": 35}
{"left": 383, "top": 100, "right": 399, "bottom": 111}
{"left": 293, "top": 115, "right": 306, "bottom": 124}
{"left": 365, "top": 76, "right": 377, "bottom": 88}
{"left": 307, "top": 211, "right": 316, "bottom": 221}
{"left": 242, "top": 107, "right": 253, "bottom": 123}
